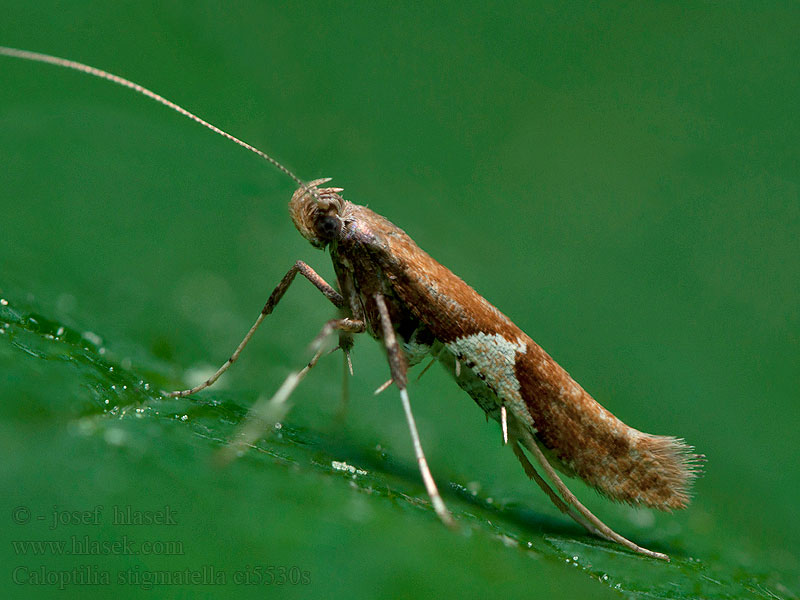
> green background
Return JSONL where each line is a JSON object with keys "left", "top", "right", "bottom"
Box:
{"left": 1, "top": 2, "right": 797, "bottom": 598}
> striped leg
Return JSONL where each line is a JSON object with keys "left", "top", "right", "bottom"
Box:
{"left": 374, "top": 293, "right": 455, "bottom": 528}
{"left": 168, "top": 261, "right": 343, "bottom": 398}
{"left": 218, "top": 317, "right": 365, "bottom": 463}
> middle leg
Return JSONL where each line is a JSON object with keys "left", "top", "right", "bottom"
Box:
{"left": 374, "top": 292, "right": 455, "bottom": 528}
{"left": 219, "top": 317, "right": 365, "bottom": 463}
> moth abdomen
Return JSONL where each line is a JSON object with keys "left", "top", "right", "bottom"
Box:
{"left": 514, "top": 347, "right": 702, "bottom": 510}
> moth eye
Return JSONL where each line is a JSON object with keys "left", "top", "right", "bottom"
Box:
{"left": 317, "top": 214, "right": 341, "bottom": 239}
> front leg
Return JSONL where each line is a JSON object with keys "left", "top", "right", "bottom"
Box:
{"left": 168, "top": 261, "right": 343, "bottom": 397}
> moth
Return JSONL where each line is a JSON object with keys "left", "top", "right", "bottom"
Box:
{"left": 1, "top": 46, "right": 701, "bottom": 561}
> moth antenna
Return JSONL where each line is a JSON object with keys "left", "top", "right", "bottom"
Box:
{"left": 0, "top": 45, "right": 317, "bottom": 197}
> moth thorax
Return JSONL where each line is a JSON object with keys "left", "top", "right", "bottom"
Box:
{"left": 288, "top": 178, "right": 345, "bottom": 248}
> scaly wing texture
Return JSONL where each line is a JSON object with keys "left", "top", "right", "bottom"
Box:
{"left": 347, "top": 203, "right": 700, "bottom": 510}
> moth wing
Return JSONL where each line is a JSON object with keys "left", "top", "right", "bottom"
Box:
{"left": 351, "top": 204, "right": 700, "bottom": 509}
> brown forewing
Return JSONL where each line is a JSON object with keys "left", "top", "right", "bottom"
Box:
{"left": 340, "top": 202, "right": 698, "bottom": 510}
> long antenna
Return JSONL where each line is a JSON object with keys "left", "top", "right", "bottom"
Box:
{"left": 0, "top": 45, "right": 309, "bottom": 191}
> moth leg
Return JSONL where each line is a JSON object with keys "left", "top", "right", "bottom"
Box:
{"left": 415, "top": 357, "right": 437, "bottom": 381}
{"left": 373, "top": 378, "right": 393, "bottom": 395}
{"left": 517, "top": 428, "right": 669, "bottom": 561}
{"left": 340, "top": 332, "right": 354, "bottom": 375}
{"left": 333, "top": 348, "right": 351, "bottom": 425}
{"left": 509, "top": 434, "right": 605, "bottom": 539}
{"left": 219, "top": 317, "right": 365, "bottom": 463}
{"left": 168, "top": 261, "right": 344, "bottom": 398}
{"left": 374, "top": 293, "right": 456, "bottom": 528}
{"left": 333, "top": 330, "right": 355, "bottom": 425}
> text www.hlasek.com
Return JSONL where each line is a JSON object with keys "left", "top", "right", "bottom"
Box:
{"left": 12, "top": 536, "right": 183, "bottom": 556}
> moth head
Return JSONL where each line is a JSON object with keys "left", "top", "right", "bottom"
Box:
{"left": 288, "top": 178, "right": 345, "bottom": 249}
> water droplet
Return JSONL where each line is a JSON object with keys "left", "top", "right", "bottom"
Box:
{"left": 56, "top": 326, "right": 65, "bottom": 336}
{"left": 180, "top": 415, "right": 188, "bottom": 422}
{"left": 83, "top": 331, "right": 103, "bottom": 346}
{"left": 0, "top": 298, "right": 7, "bottom": 306}
{"left": 72, "top": 418, "right": 97, "bottom": 435}
{"left": 104, "top": 428, "right": 127, "bottom": 446}
{"left": 627, "top": 507, "right": 655, "bottom": 528}
{"left": 332, "top": 460, "right": 367, "bottom": 476}
{"left": 56, "top": 293, "right": 76, "bottom": 313}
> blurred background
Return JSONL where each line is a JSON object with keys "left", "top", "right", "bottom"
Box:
{"left": 1, "top": 2, "right": 797, "bottom": 598}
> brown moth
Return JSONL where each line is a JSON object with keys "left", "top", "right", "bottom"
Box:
{"left": 1, "top": 46, "right": 701, "bottom": 561}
